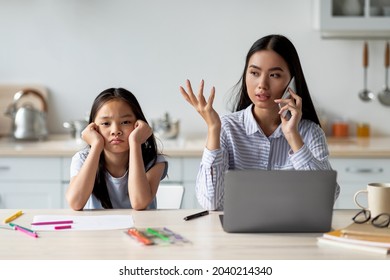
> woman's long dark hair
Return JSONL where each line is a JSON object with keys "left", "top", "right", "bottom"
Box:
{"left": 89, "top": 88, "right": 158, "bottom": 209}
{"left": 232, "top": 34, "right": 320, "bottom": 125}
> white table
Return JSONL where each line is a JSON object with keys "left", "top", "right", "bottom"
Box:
{"left": 0, "top": 209, "right": 388, "bottom": 260}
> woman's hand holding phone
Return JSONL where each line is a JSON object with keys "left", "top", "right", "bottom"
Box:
{"left": 275, "top": 77, "right": 304, "bottom": 152}
{"left": 278, "top": 77, "right": 296, "bottom": 120}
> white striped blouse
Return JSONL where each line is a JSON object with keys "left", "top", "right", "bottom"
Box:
{"left": 196, "top": 104, "right": 340, "bottom": 210}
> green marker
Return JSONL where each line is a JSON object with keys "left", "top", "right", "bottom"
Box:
{"left": 146, "top": 228, "right": 170, "bottom": 242}
{"left": 9, "top": 223, "right": 36, "bottom": 234}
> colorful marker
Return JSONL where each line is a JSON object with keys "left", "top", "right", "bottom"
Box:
{"left": 54, "top": 225, "right": 72, "bottom": 230}
{"left": 146, "top": 228, "right": 170, "bottom": 242}
{"left": 9, "top": 223, "right": 37, "bottom": 234}
{"left": 3, "top": 210, "right": 23, "bottom": 223}
{"left": 127, "top": 228, "right": 154, "bottom": 245}
{"left": 163, "top": 227, "right": 190, "bottom": 243}
{"left": 31, "top": 220, "right": 73, "bottom": 226}
{"left": 14, "top": 225, "right": 38, "bottom": 238}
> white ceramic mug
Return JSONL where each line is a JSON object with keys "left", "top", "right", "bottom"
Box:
{"left": 354, "top": 183, "right": 390, "bottom": 218}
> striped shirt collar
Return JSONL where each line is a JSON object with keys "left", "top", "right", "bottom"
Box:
{"left": 243, "top": 104, "right": 283, "bottom": 138}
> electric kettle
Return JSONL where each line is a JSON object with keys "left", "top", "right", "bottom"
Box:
{"left": 4, "top": 88, "right": 49, "bottom": 140}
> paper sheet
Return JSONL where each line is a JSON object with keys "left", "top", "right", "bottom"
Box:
{"left": 31, "top": 215, "right": 134, "bottom": 231}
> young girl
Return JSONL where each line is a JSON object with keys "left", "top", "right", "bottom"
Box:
{"left": 66, "top": 88, "right": 168, "bottom": 210}
{"left": 180, "top": 34, "right": 339, "bottom": 211}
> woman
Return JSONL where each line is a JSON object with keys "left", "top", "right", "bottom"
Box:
{"left": 180, "top": 34, "right": 339, "bottom": 210}
{"left": 66, "top": 88, "right": 168, "bottom": 210}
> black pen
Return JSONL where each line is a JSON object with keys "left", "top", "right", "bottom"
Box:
{"left": 183, "top": 210, "right": 209, "bottom": 221}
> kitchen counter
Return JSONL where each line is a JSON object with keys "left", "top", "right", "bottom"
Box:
{"left": 0, "top": 134, "right": 206, "bottom": 157}
{"left": 1, "top": 134, "right": 390, "bottom": 158}
{"left": 326, "top": 137, "right": 390, "bottom": 158}
{"left": 0, "top": 134, "right": 87, "bottom": 157}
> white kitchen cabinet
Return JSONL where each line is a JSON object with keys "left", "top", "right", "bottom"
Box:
{"left": 61, "top": 157, "right": 72, "bottom": 208}
{"left": 3, "top": 155, "right": 388, "bottom": 211}
{"left": 0, "top": 157, "right": 62, "bottom": 208}
{"left": 314, "top": 0, "right": 390, "bottom": 38}
{"left": 161, "top": 156, "right": 202, "bottom": 209}
{"left": 330, "top": 158, "right": 390, "bottom": 209}
{"left": 182, "top": 157, "right": 202, "bottom": 209}
{"left": 0, "top": 182, "right": 61, "bottom": 209}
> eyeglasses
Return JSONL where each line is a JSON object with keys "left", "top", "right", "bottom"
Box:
{"left": 352, "top": 209, "right": 390, "bottom": 228}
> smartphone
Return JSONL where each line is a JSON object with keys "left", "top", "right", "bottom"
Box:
{"left": 279, "top": 77, "right": 296, "bottom": 120}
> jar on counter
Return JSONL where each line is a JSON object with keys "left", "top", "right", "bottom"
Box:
{"left": 356, "top": 123, "right": 370, "bottom": 138}
{"left": 332, "top": 121, "right": 349, "bottom": 138}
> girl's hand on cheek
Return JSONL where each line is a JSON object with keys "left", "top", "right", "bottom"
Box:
{"left": 129, "top": 120, "right": 153, "bottom": 146}
{"left": 81, "top": 123, "right": 104, "bottom": 151}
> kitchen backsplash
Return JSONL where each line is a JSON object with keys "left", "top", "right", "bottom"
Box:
{"left": 1, "top": 0, "right": 390, "bottom": 137}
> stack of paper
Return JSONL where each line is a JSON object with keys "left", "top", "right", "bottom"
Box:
{"left": 317, "top": 223, "right": 390, "bottom": 255}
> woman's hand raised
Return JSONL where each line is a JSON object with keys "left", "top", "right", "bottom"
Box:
{"left": 179, "top": 79, "right": 221, "bottom": 130}
{"left": 180, "top": 79, "right": 221, "bottom": 150}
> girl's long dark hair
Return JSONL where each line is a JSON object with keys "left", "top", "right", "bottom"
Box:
{"left": 232, "top": 34, "right": 320, "bottom": 125}
{"left": 89, "top": 88, "right": 158, "bottom": 209}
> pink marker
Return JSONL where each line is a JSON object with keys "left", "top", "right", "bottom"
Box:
{"left": 54, "top": 225, "right": 72, "bottom": 230}
{"left": 15, "top": 226, "right": 38, "bottom": 238}
{"left": 31, "top": 220, "right": 73, "bottom": 226}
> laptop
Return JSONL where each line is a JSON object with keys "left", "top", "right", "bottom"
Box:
{"left": 220, "top": 170, "right": 337, "bottom": 233}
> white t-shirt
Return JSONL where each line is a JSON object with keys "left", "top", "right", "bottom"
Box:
{"left": 70, "top": 148, "right": 168, "bottom": 209}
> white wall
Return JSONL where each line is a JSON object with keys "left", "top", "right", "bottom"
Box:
{"left": 1, "top": 0, "right": 389, "bottom": 137}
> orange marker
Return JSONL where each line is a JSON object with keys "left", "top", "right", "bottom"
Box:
{"left": 127, "top": 228, "right": 154, "bottom": 245}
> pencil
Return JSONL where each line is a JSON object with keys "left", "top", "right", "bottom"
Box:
{"left": 3, "top": 210, "right": 23, "bottom": 223}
